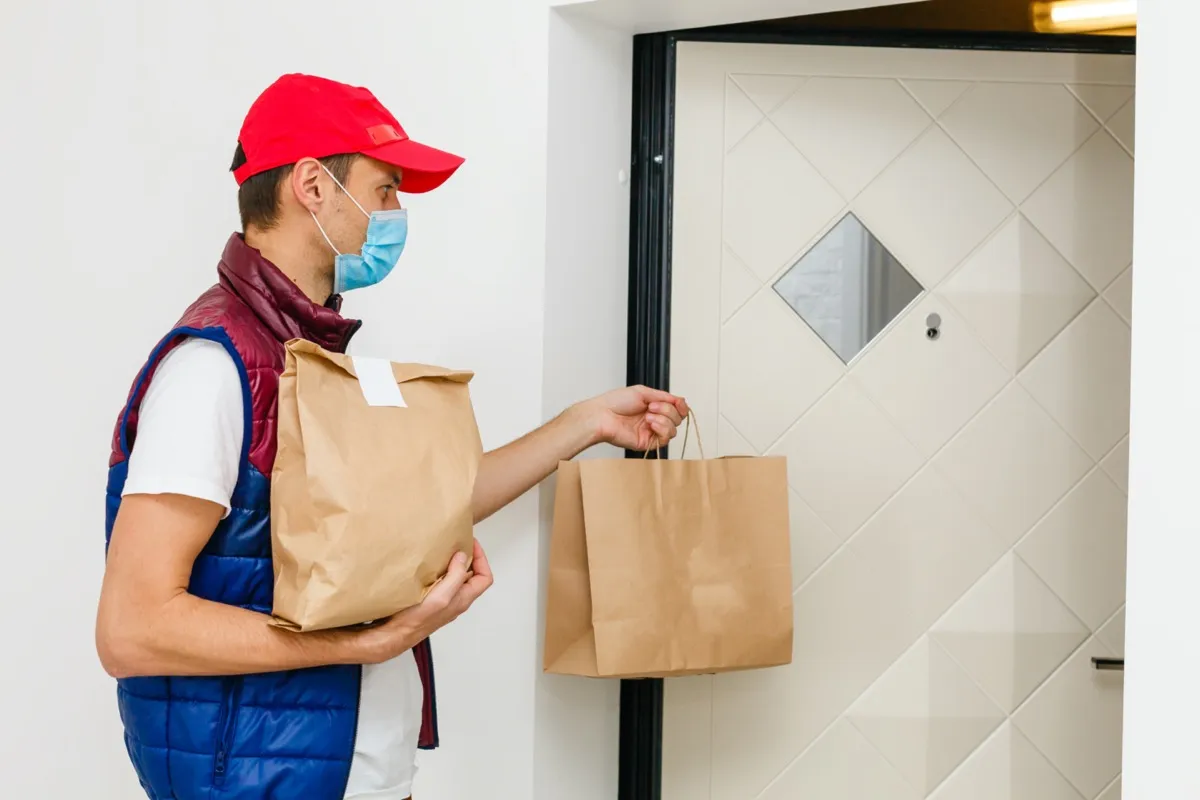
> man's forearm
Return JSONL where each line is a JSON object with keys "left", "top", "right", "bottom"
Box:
{"left": 471, "top": 405, "right": 598, "bottom": 523}
{"left": 99, "top": 590, "right": 372, "bottom": 678}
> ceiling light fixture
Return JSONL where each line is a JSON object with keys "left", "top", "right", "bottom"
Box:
{"left": 1032, "top": 0, "right": 1137, "bottom": 33}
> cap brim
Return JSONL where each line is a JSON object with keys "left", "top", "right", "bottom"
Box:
{"left": 365, "top": 137, "right": 465, "bottom": 194}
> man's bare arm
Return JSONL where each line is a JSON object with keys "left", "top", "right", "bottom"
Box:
{"left": 470, "top": 406, "right": 597, "bottom": 525}
{"left": 471, "top": 388, "right": 687, "bottom": 524}
{"left": 96, "top": 493, "right": 491, "bottom": 678}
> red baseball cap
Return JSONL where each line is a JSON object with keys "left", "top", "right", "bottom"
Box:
{"left": 233, "top": 73, "right": 465, "bottom": 193}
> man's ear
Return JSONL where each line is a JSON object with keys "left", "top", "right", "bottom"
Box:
{"left": 288, "top": 158, "right": 327, "bottom": 214}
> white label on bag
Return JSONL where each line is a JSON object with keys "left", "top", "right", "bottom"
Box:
{"left": 353, "top": 356, "right": 407, "bottom": 408}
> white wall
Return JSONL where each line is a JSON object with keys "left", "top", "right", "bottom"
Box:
{"left": 1122, "top": 2, "right": 1200, "bottom": 797}
{"left": 561, "top": 0, "right": 921, "bottom": 33}
{"left": 536, "top": 10, "right": 633, "bottom": 799}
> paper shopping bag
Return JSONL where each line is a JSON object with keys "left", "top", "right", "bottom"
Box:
{"left": 270, "top": 339, "right": 482, "bottom": 632}
{"left": 543, "top": 429, "right": 793, "bottom": 678}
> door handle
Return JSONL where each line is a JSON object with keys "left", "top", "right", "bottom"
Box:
{"left": 1092, "top": 657, "right": 1124, "bottom": 671}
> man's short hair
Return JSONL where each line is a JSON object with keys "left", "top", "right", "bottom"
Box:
{"left": 229, "top": 144, "right": 358, "bottom": 232}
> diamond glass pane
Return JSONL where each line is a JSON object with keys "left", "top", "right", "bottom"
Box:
{"left": 774, "top": 213, "right": 923, "bottom": 363}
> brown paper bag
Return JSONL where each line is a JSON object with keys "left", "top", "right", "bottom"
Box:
{"left": 543, "top": 424, "right": 793, "bottom": 678}
{"left": 270, "top": 338, "right": 482, "bottom": 632}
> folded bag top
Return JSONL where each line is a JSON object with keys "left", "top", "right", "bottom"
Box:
{"left": 271, "top": 338, "right": 482, "bottom": 632}
{"left": 283, "top": 337, "right": 475, "bottom": 386}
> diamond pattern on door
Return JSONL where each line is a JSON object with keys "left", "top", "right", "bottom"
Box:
{"left": 668, "top": 44, "right": 1132, "bottom": 800}
{"left": 1019, "top": 300, "right": 1132, "bottom": 460}
{"left": 1105, "top": 266, "right": 1133, "bottom": 323}
{"left": 930, "top": 555, "right": 1088, "bottom": 713}
{"left": 1016, "top": 470, "right": 1128, "bottom": 631}
{"left": 941, "top": 214, "right": 1096, "bottom": 373}
{"left": 1101, "top": 437, "right": 1130, "bottom": 494}
{"left": 846, "top": 637, "right": 1006, "bottom": 794}
{"left": 774, "top": 377, "right": 922, "bottom": 540}
{"left": 1108, "top": 96, "right": 1135, "bottom": 153}
{"left": 760, "top": 719, "right": 917, "bottom": 800}
{"left": 933, "top": 384, "right": 1092, "bottom": 547}
{"left": 855, "top": 126, "right": 1012, "bottom": 287}
{"left": 771, "top": 76, "right": 931, "bottom": 199}
{"left": 853, "top": 293, "right": 1008, "bottom": 456}
{"left": 939, "top": 83, "right": 1098, "bottom": 203}
{"left": 929, "top": 723, "right": 1085, "bottom": 800}
{"left": 1096, "top": 778, "right": 1122, "bottom": 800}
{"left": 725, "top": 77, "right": 765, "bottom": 152}
{"left": 723, "top": 120, "right": 843, "bottom": 282}
{"left": 900, "top": 78, "right": 971, "bottom": 118}
{"left": 1012, "top": 639, "right": 1124, "bottom": 799}
{"left": 720, "top": 248, "right": 761, "bottom": 322}
{"left": 732, "top": 73, "right": 806, "bottom": 115}
{"left": 710, "top": 545, "right": 917, "bottom": 797}
{"left": 1096, "top": 607, "right": 1126, "bottom": 656}
{"left": 1022, "top": 131, "right": 1135, "bottom": 292}
{"left": 714, "top": 414, "right": 842, "bottom": 592}
{"left": 786, "top": 488, "right": 840, "bottom": 590}
{"left": 1069, "top": 84, "right": 1134, "bottom": 122}
{"left": 719, "top": 290, "right": 843, "bottom": 453}
{"left": 851, "top": 466, "right": 1005, "bottom": 646}
{"left": 717, "top": 414, "right": 758, "bottom": 457}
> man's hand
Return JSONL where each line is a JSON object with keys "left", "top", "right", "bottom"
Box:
{"left": 574, "top": 386, "right": 689, "bottom": 453}
{"left": 358, "top": 539, "right": 495, "bottom": 664}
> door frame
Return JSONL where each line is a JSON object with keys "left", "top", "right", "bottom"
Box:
{"left": 621, "top": 21, "right": 1135, "bottom": 800}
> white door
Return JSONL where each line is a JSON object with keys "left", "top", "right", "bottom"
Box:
{"left": 666, "top": 42, "right": 1134, "bottom": 800}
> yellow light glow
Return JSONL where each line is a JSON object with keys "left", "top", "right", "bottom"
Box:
{"left": 1033, "top": 0, "right": 1137, "bottom": 33}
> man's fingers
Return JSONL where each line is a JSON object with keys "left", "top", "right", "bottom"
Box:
{"left": 635, "top": 386, "right": 678, "bottom": 406}
{"left": 470, "top": 539, "right": 492, "bottom": 579}
{"left": 452, "top": 573, "right": 493, "bottom": 615}
{"left": 448, "top": 541, "right": 493, "bottom": 613}
{"left": 650, "top": 402, "right": 684, "bottom": 427}
{"left": 647, "top": 414, "right": 677, "bottom": 440}
{"left": 638, "top": 387, "right": 689, "bottom": 420}
{"left": 424, "top": 551, "right": 470, "bottom": 608}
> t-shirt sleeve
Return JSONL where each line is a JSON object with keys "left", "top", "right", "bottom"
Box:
{"left": 122, "top": 337, "right": 245, "bottom": 513}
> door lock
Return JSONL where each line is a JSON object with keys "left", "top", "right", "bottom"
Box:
{"left": 925, "top": 313, "right": 942, "bottom": 341}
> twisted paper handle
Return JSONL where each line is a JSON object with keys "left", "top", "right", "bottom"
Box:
{"left": 642, "top": 409, "right": 704, "bottom": 460}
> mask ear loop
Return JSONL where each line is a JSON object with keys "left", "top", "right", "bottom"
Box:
{"left": 310, "top": 211, "right": 343, "bottom": 256}
{"left": 310, "top": 162, "right": 372, "bottom": 258}
{"left": 319, "top": 162, "right": 371, "bottom": 218}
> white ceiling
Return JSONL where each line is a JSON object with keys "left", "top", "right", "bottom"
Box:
{"left": 552, "top": 0, "right": 928, "bottom": 35}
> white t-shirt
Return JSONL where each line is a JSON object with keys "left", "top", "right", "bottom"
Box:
{"left": 122, "top": 337, "right": 422, "bottom": 800}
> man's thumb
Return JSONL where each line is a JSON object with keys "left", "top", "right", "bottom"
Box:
{"left": 443, "top": 551, "right": 471, "bottom": 586}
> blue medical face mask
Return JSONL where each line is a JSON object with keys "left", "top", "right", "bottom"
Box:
{"left": 311, "top": 165, "right": 408, "bottom": 294}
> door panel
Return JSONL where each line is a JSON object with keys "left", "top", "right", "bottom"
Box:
{"left": 667, "top": 42, "right": 1133, "bottom": 800}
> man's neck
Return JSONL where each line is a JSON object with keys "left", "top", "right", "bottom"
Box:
{"left": 243, "top": 227, "right": 334, "bottom": 305}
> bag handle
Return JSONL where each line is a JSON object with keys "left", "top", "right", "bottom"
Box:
{"left": 642, "top": 409, "right": 705, "bottom": 460}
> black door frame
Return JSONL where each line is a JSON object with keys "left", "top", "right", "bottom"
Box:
{"left": 620, "top": 22, "right": 1134, "bottom": 800}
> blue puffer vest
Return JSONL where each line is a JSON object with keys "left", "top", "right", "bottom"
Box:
{"left": 104, "top": 234, "right": 439, "bottom": 799}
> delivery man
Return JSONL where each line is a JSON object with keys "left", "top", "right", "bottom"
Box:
{"left": 95, "top": 73, "right": 687, "bottom": 800}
